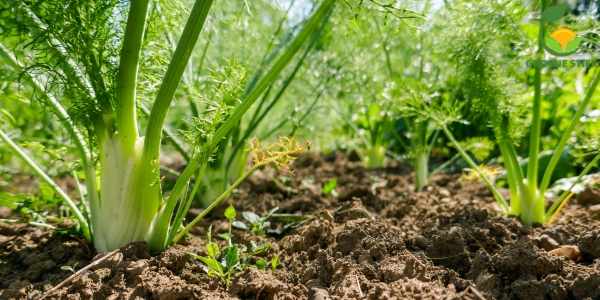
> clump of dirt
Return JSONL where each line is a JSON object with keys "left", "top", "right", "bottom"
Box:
{"left": 2, "top": 152, "right": 600, "bottom": 299}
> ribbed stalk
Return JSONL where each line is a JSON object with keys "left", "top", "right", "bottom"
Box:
{"left": 116, "top": 0, "right": 150, "bottom": 155}
{"left": 414, "top": 151, "right": 429, "bottom": 190}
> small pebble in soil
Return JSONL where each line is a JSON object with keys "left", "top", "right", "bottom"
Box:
{"left": 548, "top": 245, "right": 580, "bottom": 261}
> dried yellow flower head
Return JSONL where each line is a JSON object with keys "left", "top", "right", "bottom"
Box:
{"left": 246, "top": 133, "right": 312, "bottom": 175}
{"left": 460, "top": 165, "right": 502, "bottom": 183}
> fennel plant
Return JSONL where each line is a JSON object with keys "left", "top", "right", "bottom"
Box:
{"left": 433, "top": 0, "right": 600, "bottom": 225}
{"left": 0, "top": 0, "right": 336, "bottom": 253}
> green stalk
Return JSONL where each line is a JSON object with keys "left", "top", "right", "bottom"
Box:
{"left": 526, "top": 0, "right": 549, "bottom": 193}
{"left": 140, "top": 105, "right": 190, "bottom": 162}
{"left": 545, "top": 153, "right": 600, "bottom": 220}
{"left": 526, "top": 38, "right": 543, "bottom": 192}
{"left": 147, "top": 0, "right": 337, "bottom": 252}
{"left": 0, "top": 129, "right": 91, "bottom": 241}
{"left": 495, "top": 121, "right": 524, "bottom": 216}
{"left": 116, "top": 0, "right": 151, "bottom": 154}
{"left": 167, "top": 162, "right": 208, "bottom": 244}
{"left": 412, "top": 121, "right": 429, "bottom": 188}
{"left": 414, "top": 151, "right": 429, "bottom": 189}
{"left": 539, "top": 69, "right": 600, "bottom": 196}
{"left": 143, "top": 0, "right": 213, "bottom": 172}
{"left": 0, "top": 219, "right": 57, "bottom": 230}
{"left": 498, "top": 140, "right": 521, "bottom": 216}
{"left": 429, "top": 152, "right": 460, "bottom": 179}
{"left": 441, "top": 125, "right": 509, "bottom": 212}
{"left": 172, "top": 164, "right": 262, "bottom": 244}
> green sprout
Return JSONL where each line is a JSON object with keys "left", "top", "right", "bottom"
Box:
{"left": 271, "top": 254, "right": 279, "bottom": 276}
{"left": 61, "top": 262, "right": 79, "bottom": 274}
{"left": 232, "top": 207, "right": 279, "bottom": 236}
{"left": 192, "top": 208, "right": 270, "bottom": 286}
{"left": 323, "top": 178, "right": 338, "bottom": 196}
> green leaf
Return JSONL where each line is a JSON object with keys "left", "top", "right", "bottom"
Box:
{"left": 545, "top": 37, "right": 564, "bottom": 53}
{"left": 39, "top": 184, "right": 55, "bottom": 202}
{"left": 242, "top": 211, "right": 261, "bottom": 224}
{"left": 564, "top": 37, "right": 582, "bottom": 52}
{"left": 262, "top": 207, "right": 279, "bottom": 221}
{"left": 251, "top": 241, "right": 270, "bottom": 254}
{"left": 61, "top": 266, "right": 73, "bottom": 271}
{"left": 541, "top": 3, "right": 567, "bottom": 23}
{"left": 218, "top": 233, "right": 231, "bottom": 241}
{"left": 207, "top": 242, "right": 219, "bottom": 259}
{"left": 232, "top": 221, "right": 248, "bottom": 230}
{"left": 0, "top": 109, "right": 16, "bottom": 126}
{"left": 270, "top": 214, "right": 313, "bottom": 222}
{"left": 224, "top": 205, "right": 236, "bottom": 220}
{"left": 256, "top": 260, "right": 267, "bottom": 270}
{"left": 198, "top": 256, "right": 223, "bottom": 275}
{"left": 271, "top": 255, "right": 279, "bottom": 274}
{"left": 323, "top": 178, "right": 338, "bottom": 195}
{"left": 222, "top": 245, "right": 240, "bottom": 269}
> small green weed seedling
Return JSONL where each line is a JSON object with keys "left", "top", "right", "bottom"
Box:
{"left": 270, "top": 254, "right": 279, "bottom": 276}
{"left": 192, "top": 206, "right": 270, "bottom": 286}
{"left": 323, "top": 178, "right": 338, "bottom": 197}
{"left": 232, "top": 207, "right": 279, "bottom": 236}
{"left": 61, "top": 262, "right": 78, "bottom": 273}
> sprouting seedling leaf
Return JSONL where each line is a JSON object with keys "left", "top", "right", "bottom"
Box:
{"left": 222, "top": 245, "right": 240, "bottom": 269}
{"left": 207, "top": 242, "right": 219, "bottom": 259}
{"left": 564, "top": 37, "right": 582, "bottom": 52}
{"left": 224, "top": 205, "right": 236, "bottom": 220}
{"left": 545, "top": 37, "right": 564, "bottom": 53}
{"left": 198, "top": 256, "right": 224, "bottom": 277}
{"left": 242, "top": 211, "right": 261, "bottom": 224}
{"left": 541, "top": 3, "right": 568, "bottom": 23}
{"left": 323, "top": 178, "right": 338, "bottom": 195}
{"left": 256, "top": 259, "right": 268, "bottom": 270}
{"left": 232, "top": 221, "right": 248, "bottom": 230}
{"left": 207, "top": 225, "right": 212, "bottom": 243}
{"left": 262, "top": 207, "right": 279, "bottom": 221}
{"left": 218, "top": 232, "right": 232, "bottom": 241}
{"left": 271, "top": 255, "right": 279, "bottom": 275}
{"left": 251, "top": 240, "right": 270, "bottom": 254}
{"left": 61, "top": 262, "right": 78, "bottom": 273}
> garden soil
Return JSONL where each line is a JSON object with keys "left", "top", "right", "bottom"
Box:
{"left": 1, "top": 152, "right": 600, "bottom": 299}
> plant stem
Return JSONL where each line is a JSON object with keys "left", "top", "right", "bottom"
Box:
{"left": 414, "top": 151, "right": 429, "bottom": 189}
{"left": 143, "top": 0, "right": 213, "bottom": 176}
{"left": 527, "top": 22, "right": 545, "bottom": 193}
{"left": 167, "top": 162, "right": 208, "bottom": 244}
{"left": 116, "top": 0, "right": 151, "bottom": 154}
{"left": 539, "top": 69, "right": 600, "bottom": 196}
{"left": 545, "top": 153, "right": 600, "bottom": 220}
{"left": 0, "top": 219, "right": 57, "bottom": 230}
{"left": 172, "top": 164, "right": 262, "bottom": 244}
{"left": 148, "top": 0, "right": 337, "bottom": 252}
{"left": 441, "top": 125, "right": 509, "bottom": 212}
{"left": 0, "top": 129, "right": 91, "bottom": 241}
